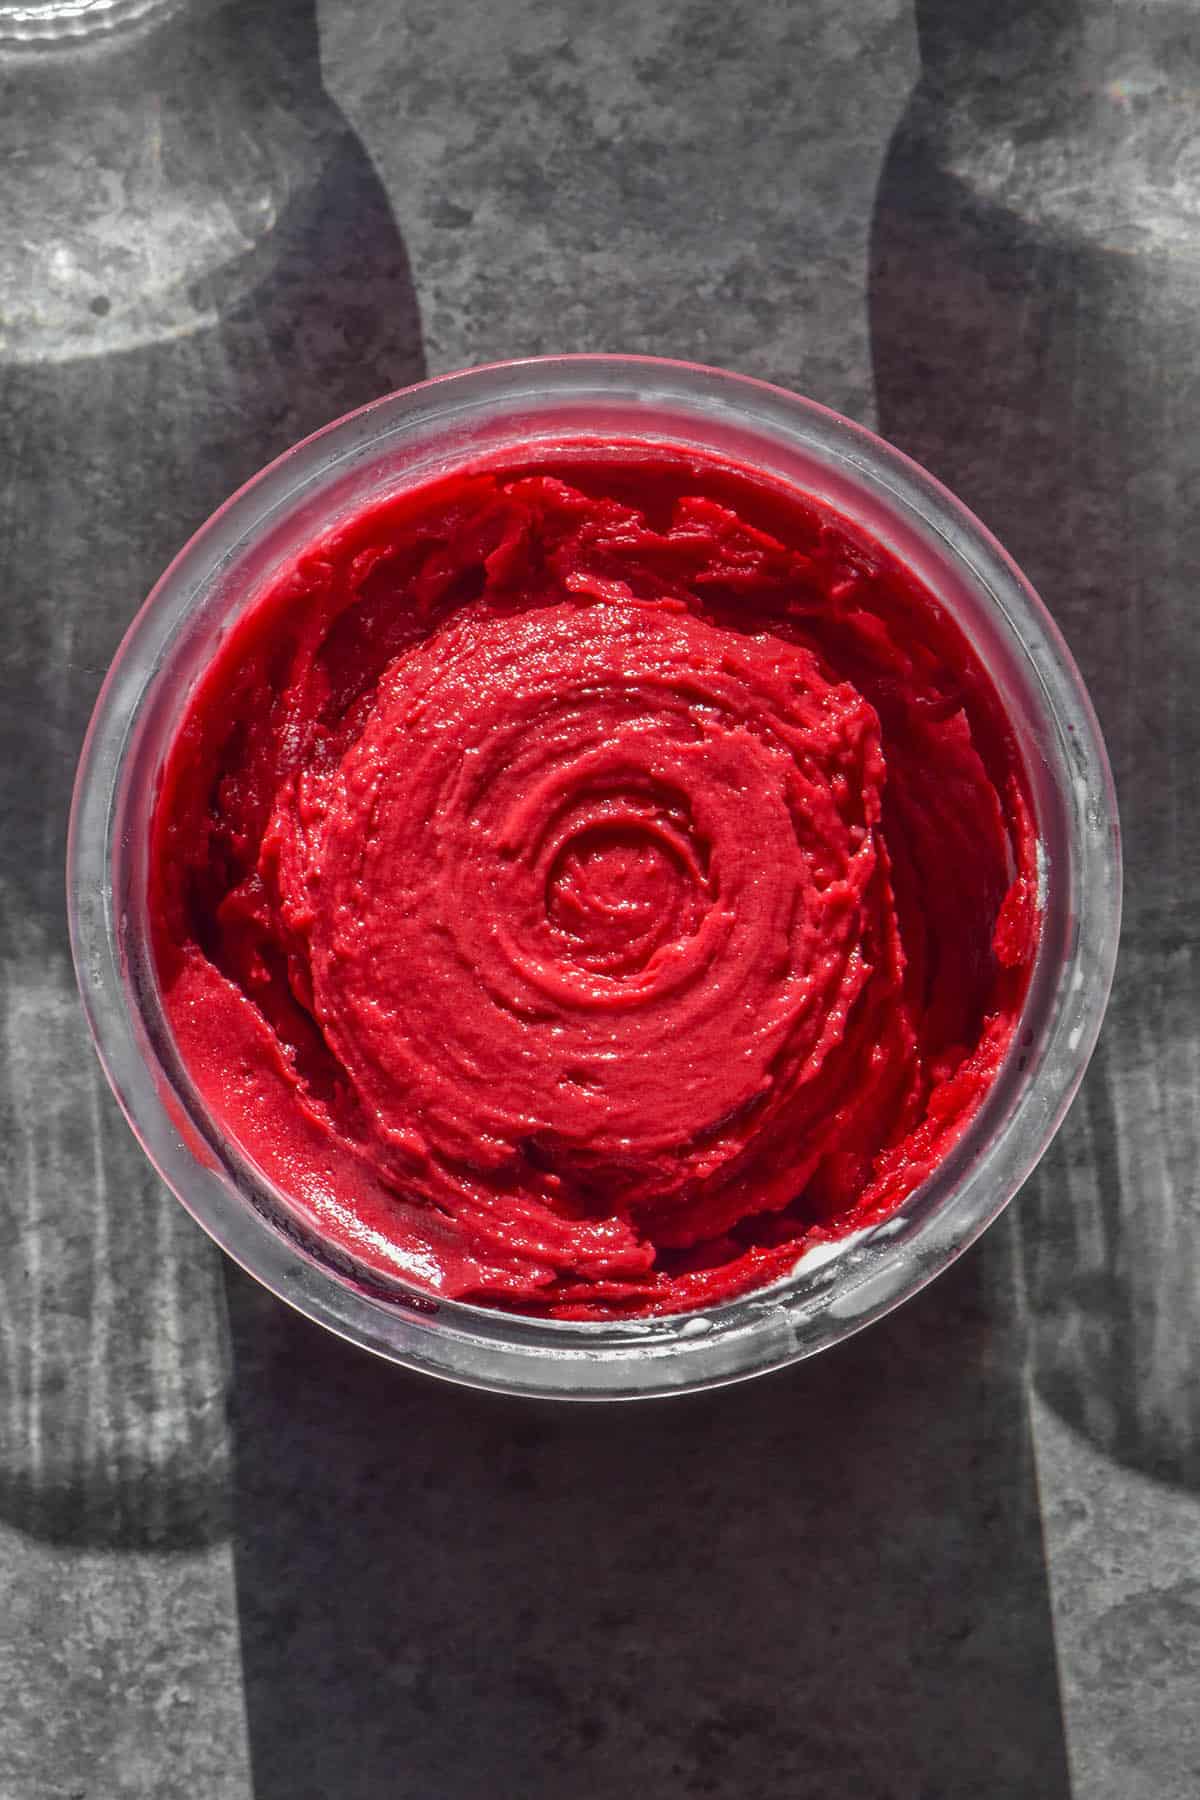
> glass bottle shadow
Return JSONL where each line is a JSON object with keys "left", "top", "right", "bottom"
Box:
{"left": 225, "top": 1223, "right": 1069, "bottom": 1800}
{"left": 0, "top": 0, "right": 424, "bottom": 1550}
{"left": 871, "top": 0, "right": 1200, "bottom": 1489}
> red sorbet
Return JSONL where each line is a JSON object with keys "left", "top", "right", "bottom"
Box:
{"left": 151, "top": 444, "right": 1038, "bottom": 1318}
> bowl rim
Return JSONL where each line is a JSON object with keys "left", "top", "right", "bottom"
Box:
{"left": 67, "top": 353, "right": 1122, "bottom": 1399}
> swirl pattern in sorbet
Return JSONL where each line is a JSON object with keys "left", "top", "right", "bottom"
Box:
{"left": 152, "top": 448, "right": 1037, "bottom": 1316}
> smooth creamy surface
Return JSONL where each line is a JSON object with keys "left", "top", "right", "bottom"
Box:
{"left": 151, "top": 445, "right": 1037, "bottom": 1317}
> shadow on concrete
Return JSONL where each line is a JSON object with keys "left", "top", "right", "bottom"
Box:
{"left": 0, "top": 0, "right": 423, "bottom": 1551}
{"left": 227, "top": 1223, "right": 1068, "bottom": 1800}
{"left": 871, "top": 0, "right": 1200, "bottom": 1492}
{"left": 218, "top": 6, "right": 1070, "bottom": 1793}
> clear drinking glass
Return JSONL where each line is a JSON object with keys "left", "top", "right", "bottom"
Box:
{"left": 68, "top": 355, "right": 1121, "bottom": 1398}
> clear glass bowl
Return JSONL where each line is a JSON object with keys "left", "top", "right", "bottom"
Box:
{"left": 68, "top": 355, "right": 1121, "bottom": 1399}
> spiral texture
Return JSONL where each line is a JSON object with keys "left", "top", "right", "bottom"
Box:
{"left": 153, "top": 449, "right": 1037, "bottom": 1316}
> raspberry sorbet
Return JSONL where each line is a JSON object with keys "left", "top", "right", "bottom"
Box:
{"left": 151, "top": 444, "right": 1038, "bottom": 1318}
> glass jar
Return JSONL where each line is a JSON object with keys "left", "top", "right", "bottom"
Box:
{"left": 68, "top": 355, "right": 1121, "bottom": 1398}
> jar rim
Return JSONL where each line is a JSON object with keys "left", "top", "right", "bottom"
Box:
{"left": 67, "top": 354, "right": 1122, "bottom": 1399}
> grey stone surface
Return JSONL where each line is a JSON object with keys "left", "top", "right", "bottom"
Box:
{"left": 321, "top": 0, "right": 915, "bottom": 420}
{"left": 0, "top": 0, "right": 1196, "bottom": 1795}
{"left": 1033, "top": 1396, "right": 1200, "bottom": 1800}
{"left": 0, "top": 1518, "right": 250, "bottom": 1800}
